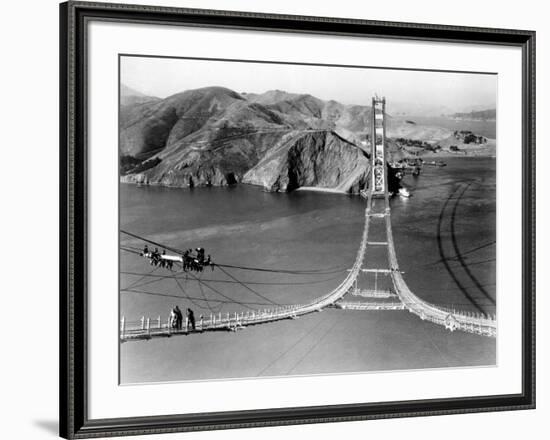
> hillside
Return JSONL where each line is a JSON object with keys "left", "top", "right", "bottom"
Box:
{"left": 386, "top": 116, "right": 453, "bottom": 141}
{"left": 245, "top": 90, "right": 371, "bottom": 139}
{"left": 120, "top": 86, "right": 374, "bottom": 192}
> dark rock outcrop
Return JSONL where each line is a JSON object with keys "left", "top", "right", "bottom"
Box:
{"left": 243, "top": 131, "right": 369, "bottom": 193}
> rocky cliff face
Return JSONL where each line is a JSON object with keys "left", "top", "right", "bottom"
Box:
{"left": 120, "top": 86, "right": 372, "bottom": 192}
{"left": 243, "top": 131, "right": 369, "bottom": 192}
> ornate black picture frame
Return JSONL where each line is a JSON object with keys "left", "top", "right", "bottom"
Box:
{"left": 60, "top": 1, "right": 535, "bottom": 438}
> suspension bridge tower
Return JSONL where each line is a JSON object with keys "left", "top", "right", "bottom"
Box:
{"left": 370, "top": 96, "right": 388, "bottom": 198}
{"left": 340, "top": 95, "right": 402, "bottom": 307}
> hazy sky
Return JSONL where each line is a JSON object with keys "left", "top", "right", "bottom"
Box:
{"left": 121, "top": 56, "right": 496, "bottom": 113}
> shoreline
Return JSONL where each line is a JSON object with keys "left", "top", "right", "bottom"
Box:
{"left": 413, "top": 151, "right": 496, "bottom": 159}
{"left": 295, "top": 186, "right": 349, "bottom": 194}
{"left": 120, "top": 154, "right": 495, "bottom": 193}
{"left": 120, "top": 179, "right": 359, "bottom": 195}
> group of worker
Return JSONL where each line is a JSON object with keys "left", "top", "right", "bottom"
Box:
{"left": 182, "top": 248, "right": 213, "bottom": 272}
{"left": 141, "top": 244, "right": 215, "bottom": 272}
{"left": 141, "top": 245, "right": 174, "bottom": 270}
{"left": 169, "top": 305, "right": 196, "bottom": 331}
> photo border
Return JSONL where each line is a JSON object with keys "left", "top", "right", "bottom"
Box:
{"left": 60, "top": 1, "right": 535, "bottom": 438}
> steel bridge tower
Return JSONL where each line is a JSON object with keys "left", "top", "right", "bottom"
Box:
{"left": 370, "top": 96, "right": 387, "bottom": 198}
{"left": 344, "top": 95, "right": 400, "bottom": 306}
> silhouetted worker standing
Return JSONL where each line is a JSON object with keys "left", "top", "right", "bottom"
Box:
{"left": 174, "top": 305, "right": 183, "bottom": 330}
{"left": 186, "top": 308, "right": 195, "bottom": 331}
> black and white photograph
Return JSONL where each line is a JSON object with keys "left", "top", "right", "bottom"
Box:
{"left": 119, "top": 56, "right": 497, "bottom": 384}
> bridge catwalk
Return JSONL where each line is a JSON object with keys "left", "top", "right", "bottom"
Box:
{"left": 121, "top": 191, "right": 496, "bottom": 341}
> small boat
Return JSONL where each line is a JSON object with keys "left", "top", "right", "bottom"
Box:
{"left": 398, "top": 187, "right": 411, "bottom": 198}
{"left": 425, "top": 160, "right": 447, "bottom": 167}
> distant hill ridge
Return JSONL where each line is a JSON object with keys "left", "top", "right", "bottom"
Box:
{"left": 449, "top": 109, "right": 496, "bottom": 121}
{"left": 120, "top": 84, "right": 161, "bottom": 107}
